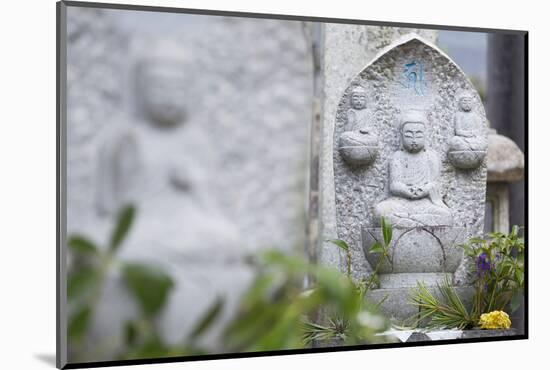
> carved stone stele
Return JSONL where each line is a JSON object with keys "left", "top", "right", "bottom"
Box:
{"left": 332, "top": 34, "right": 488, "bottom": 307}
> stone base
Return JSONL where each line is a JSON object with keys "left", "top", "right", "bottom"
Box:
{"left": 383, "top": 328, "right": 520, "bottom": 343}
{"left": 311, "top": 329, "right": 520, "bottom": 348}
{"left": 366, "top": 285, "right": 474, "bottom": 324}
{"left": 378, "top": 272, "right": 452, "bottom": 288}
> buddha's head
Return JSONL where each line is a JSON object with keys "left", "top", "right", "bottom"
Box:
{"left": 400, "top": 111, "right": 427, "bottom": 153}
{"left": 136, "top": 58, "right": 188, "bottom": 128}
{"left": 458, "top": 92, "right": 473, "bottom": 112}
{"left": 350, "top": 85, "right": 367, "bottom": 110}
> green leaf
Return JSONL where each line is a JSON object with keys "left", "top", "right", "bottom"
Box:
{"left": 381, "top": 217, "right": 392, "bottom": 246}
{"left": 515, "top": 269, "right": 524, "bottom": 288}
{"left": 469, "top": 237, "right": 486, "bottom": 245}
{"left": 68, "top": 306, "right": 92, "bottom": 340}
{"left": 122, "top": 263, "right": 174, "bottom": 317}
{"left": 189, "top": 297, "right": 224, "bottom": 340}
{"left": 109, "top": 205, "right": 136, "bottom": 252}
{"left": 328, "top": 239, "right": 349, "bottom": 252}
{"left": 369, "top": 242, "right": 384, "bottom": 255}
{"left": 124, "top": 321, "right": 138, "bottom": 346}
{"left": 68, "top": 236, "right": 99, "bottom": 256}
{"left": 125, "top": 335, "right": 170, "bottom": 359}
{"left": 67, "top": 266, "right": 98, "bottom": 301}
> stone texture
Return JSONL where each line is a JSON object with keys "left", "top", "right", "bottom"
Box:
{"left": 331, "top": 34, "right": 488, "bottom": 288}
{"left": 362, "top": 227, "right": 464, "bottom": 276}
{"left": 66, "top": 7, "right": 313, "bottom": 360}
{"left": 460, "top": 328, "right": 519, "bottom": 339}
{"left": 319, "top": 25, "right": 438, "bottom": 270}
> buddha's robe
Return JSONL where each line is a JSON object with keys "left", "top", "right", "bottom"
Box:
{"left": 374, "top": 149, "right": 452, "bottom": 227}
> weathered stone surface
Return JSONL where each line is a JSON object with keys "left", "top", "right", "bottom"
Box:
{"left": 66, "top": 8, "right": 313, "bottom": 359}
{"left": 331, "top": 34, "right": 488, "bottom": 289}
{"left": 381, "top": 328, "right": 519, "bottom": 343}
{"left": 362, "top": 227, "right": 464, "bottom": 276}
{"left": 319, "top": 25, "right": 438, "bottom": 270}
{"left": 460, "top": 328, "right": 519, "bottom": 339}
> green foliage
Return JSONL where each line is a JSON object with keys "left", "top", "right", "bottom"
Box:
{"left": 109, "top": 205, "right": 135, "bottom": 251}
{"left": 188, "top": 297, "right": 224, "bottom": 340}
{"left": 409, "top": 226, "right": 525, "bottom": 329}
{"left": 462, "top": 225, "right": 525, "bottom": 316}
{"left": 328, "top": 238, "right": 352, "bottom": 277}
{"left": 122, "top": 263, "right": 174, "bottom": 317}
{"left": 409, "top": 277, "right": 473, "bottom": 329}
{"left": 68, "top": 306, "right": 92, "bottom": 341}
{"left": 67, "top": 204, "right": 177, "bottom": 362}
{"left": 223, "top": 250, "right": 389, "bottom": 351}
{"left": 302, "top": 218, "right": 394, "bottom": 345}
{"left": 365, "top": 217, "right": 393, "bottom": 291}
{"left": 381, "top": 216, "right": 392, "bottom": 246}
{"left": 327, "top": 239, "right": 349, "bottom": 252}
{"left": 67, "top": 266, "right": 99, "bottom": 301}
{"left": 67, "top": 205, "right": 390, "bottom": 362}
{"left": 68, "top": 236, "right": 99, "bottom": 256}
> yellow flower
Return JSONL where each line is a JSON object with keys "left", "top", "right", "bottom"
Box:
{"left": 478, "top": 310, "right": 511, "bottom": 329}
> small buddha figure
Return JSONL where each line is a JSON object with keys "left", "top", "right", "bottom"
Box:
{"left": 347, "top": 85, "right": 372, "bottom": 133}
{"left": 374, "top": 111, "right": 453, "bottom": 228}
{"left": 447, "top": 92, "right": 488, "bottom": 168}
{"left": 338, "top": 85, "right": 378, "bottom": 166}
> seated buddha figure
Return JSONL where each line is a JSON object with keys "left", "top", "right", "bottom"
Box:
{"left": 448, "top": 92, "right": 488, "bottom": 153}
{"left": 374, "top": 111, "right": 453, "bottom": 228}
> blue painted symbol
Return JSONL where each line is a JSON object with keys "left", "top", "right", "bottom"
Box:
{"left": 400, "top": 60, "right": 427, "bottom": 95}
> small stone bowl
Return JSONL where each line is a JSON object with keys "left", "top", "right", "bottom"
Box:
{"left": 448, "top": 150, "right": 486, "bottom": 169}
{"left": 338, "top": 132, "right": 378, "bottom": 166}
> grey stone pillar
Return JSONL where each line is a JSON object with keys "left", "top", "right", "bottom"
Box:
{"left": 486, "top": 33, "right": 527, "bottom": 229}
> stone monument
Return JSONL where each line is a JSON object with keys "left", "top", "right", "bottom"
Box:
{"left": 66, "top": 8, "right": 313, "bottom": 359}
{"left": 332, "top": 34, "right": 488, "bottom": 321}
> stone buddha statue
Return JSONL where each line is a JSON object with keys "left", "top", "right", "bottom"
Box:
{"left": 449, "top": 92, "right": 487, "bottom": 152}
{"left": 374, "top": 111, "right": 453, "bottom": 228}
{"left": 346, "top": 85, "right": 371, "bottom": 132}
{"left": 338, "top": 85, "right": 379, "bottom": 166}
{"left": 447, "top": 92, "right": 488, "bottom": 169}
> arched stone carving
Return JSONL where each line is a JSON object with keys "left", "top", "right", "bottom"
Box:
{"left": 332, "top": 34, "right": 488, "bottom": 317}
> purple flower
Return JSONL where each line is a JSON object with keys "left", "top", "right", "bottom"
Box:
{"left": 476, "top": 252, "right": 492, "bottom": 277}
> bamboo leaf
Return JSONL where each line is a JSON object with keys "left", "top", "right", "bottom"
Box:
{"left": 328, "top": 239, "right": 349, "bottom": 252}
{"left": 67, "top": 266, "right": 98, "bottom": 301}
{"left": 109, "top": 205, "right": 136, "bottom": 252}
{"left": 68, "top": 306, "right": 92, "bottom": 340}
{"left": 189, "top": 297, "right": 224, "bottom": 340}
{"left": 369, "top": 242, "right": 384, "bottom": 255}
{"left": 381, "top": 217, "right": 392, "bottom": 246}
{"left": 122, "top": 262, "right": 174, "bottom": 317}
{"left": 68, "top": 236, "right": 99, "bottom": 256}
